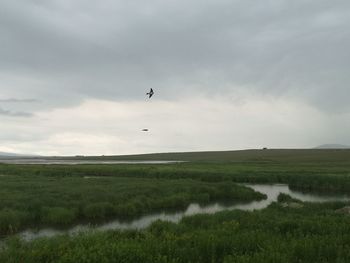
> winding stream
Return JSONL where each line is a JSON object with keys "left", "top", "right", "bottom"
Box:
{"left": 12, "top": 184, "right": 349, "bottom": 242}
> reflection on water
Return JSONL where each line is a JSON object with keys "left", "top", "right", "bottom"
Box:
{"left": 13, "top": 184, "right": 350, "bottom": 242}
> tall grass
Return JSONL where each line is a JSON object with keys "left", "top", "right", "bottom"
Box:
{"left": 0, "top": 174, "right": 264, "bottom": 235}
{"left": 1, "top": 200, "right": 350, "bottom": 263}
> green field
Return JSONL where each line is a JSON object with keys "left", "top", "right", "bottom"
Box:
{"left": 0, "top": 174, "right": 263, "bottom": 235}
{"left": 60, "top": 148, "right": 350, "bottom": 162}
{"left": 1, "top": 149, "right": 350, "bottom": 262}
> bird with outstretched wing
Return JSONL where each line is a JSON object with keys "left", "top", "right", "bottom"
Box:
{"left": 146, "top": 88, "right": 154, "bottom": 98}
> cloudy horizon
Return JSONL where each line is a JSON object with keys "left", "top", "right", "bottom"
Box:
{"left": 1, "top": 0, "right": 349, "bottom": 156}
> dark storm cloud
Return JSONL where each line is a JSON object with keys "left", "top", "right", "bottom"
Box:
{"left": 0, "top": 0, "right": 349, "bottom": 111}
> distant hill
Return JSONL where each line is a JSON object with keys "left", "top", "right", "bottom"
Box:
{"left": 65, "top": 149, "right": 350, "bottom": 163}
{"left": 2, "top": 149, "right": 350, "bottom": 163}
{"left": 315, "top": 144, "right": 350, "bottom": 149}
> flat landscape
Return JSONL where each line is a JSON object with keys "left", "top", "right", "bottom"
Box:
{"left": 2, "top": 1, "right": 349, "bottom": 262}
{"left": 1, "top": 149, "right": 350, "bottom": 262}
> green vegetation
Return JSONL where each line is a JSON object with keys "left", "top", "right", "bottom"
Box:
{"left": 1, "top": 199, "right": 350, "bottom": 263}
{"left": 2, "top": 149, "right": 350, "bottom": 193}
{"left": 0, "top": 149, "right": 350, "bottom": 262}
{"left": 0, "top": 174, "right": 264, "bottom": 235}
{"left": 60, "top": 148, "right": 350, "bottom": 162}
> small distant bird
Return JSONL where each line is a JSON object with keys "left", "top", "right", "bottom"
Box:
{"left": 146, "top": 88, "right": 154, "bottom": 98}
{"left": 142, "top": 129, "right": 149, "bottom": 132}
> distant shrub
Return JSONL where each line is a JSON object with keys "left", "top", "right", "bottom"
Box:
{"left": 41, "top": 207, "right": 76, "bottom": 225}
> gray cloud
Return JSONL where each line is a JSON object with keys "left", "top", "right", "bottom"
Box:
{"left": 0, "top": 0, "right": 349, "bottom": 154}
{"left": 0, "top": 98, "right": 38, "bottom": 103}
{"left": 0, "top": 107, "right": 33, "bottom": 117}
{"left": 0, "top": 0, "right": 349, "bottom": 112}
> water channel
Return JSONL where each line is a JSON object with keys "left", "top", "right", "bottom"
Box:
{"left": 15, "top": 184, "right": 349, "bottom": 242}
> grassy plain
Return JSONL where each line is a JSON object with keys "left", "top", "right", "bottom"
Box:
{"left": 0, "top": 149, "right": 350, "bottom": 262}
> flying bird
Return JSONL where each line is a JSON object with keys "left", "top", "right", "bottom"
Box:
{"left": 142, "top": 129, "right": 149, "bottom": 132}
{"left": 146, "top": 88, "right": 154, "bottom": 98}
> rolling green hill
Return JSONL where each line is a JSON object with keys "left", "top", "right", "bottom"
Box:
{"left": 73, "top": 149, "right": 350, "bottom": 163}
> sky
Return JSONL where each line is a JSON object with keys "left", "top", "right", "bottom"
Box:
{"left": 0, "top": 0, "right": 349, "bottom": 156}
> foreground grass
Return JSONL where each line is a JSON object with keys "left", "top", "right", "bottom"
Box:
{"left": 1, "top": 198, "right": 350, "bottom": 263}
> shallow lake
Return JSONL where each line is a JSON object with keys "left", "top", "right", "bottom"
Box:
{"left": 0, "top": 159, "right": 183, "bottom": 165}
{"left": 15, "top": 184, "right": 349, "bottom": 242}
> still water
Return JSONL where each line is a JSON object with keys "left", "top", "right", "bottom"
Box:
{"left": 0, "top": 158, "right": 183, "bottom": 165}
{"left": 16, "top": 184, "right": 349, "bottom": 242}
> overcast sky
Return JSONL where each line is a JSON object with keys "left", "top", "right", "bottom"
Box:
{"left": 0, "top": 0, "right": 349, "bottom": 155}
